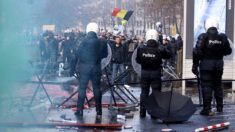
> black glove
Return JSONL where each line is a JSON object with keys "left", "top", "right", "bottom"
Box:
{"left": 192, "top": 64, "right": 199, "bottom": 75}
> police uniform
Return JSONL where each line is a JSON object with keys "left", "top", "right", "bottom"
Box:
{"left": 136, "top": 29, "right": 171, "bottom": 117}
{"left": 192, "top": 19, "right": 232, "bottom": 115}
{"left": 73, "top": 23, "right": 108, "bottom": 118}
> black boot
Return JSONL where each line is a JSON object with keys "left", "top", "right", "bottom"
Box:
{"left": 140, "top": 107, "right": 146, "bottom": 118}
{"left": 75, "top": 110, "right": 83, "bottom": 118}
{"left": 96, "top": 104, "right": 102, "bottom": 117}
{"left": 96, "top": 110, "right": 102, "bottom": 119}
{"left": 217, "top": 107, "right": 223, "bottom": 112}
{"left": 200, "top": 109, "right": 214, "bottom": 116}
{"left": 200, "top": 104, "right": 214, "bottom": 116}
{"left": 216, "top": 101, "right": 223, "bottom": 113}
{"left": 150, "top": 115, "right": 157, "bottom": 120}
{"left": 201, "top": 99, "right": 213, "bottom": 116}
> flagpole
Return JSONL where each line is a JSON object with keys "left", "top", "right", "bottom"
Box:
{"left": 114, "top": 0, "right": 118, "bottom": 27}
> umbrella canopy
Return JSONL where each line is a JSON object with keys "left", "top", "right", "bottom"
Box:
{"left": 145, "top": 91, "right": 196, "bottom": 123}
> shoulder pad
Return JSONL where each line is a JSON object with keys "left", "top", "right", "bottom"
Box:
{"left": 198, "top": 33, "right": 207, "bottom": 40}
{"left": 219, "top": 33, "right": 227, "bottom": 39}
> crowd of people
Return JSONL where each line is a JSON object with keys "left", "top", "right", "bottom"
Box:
{"left": 37, "top": 25, "right": 183, "bottom": 83}
{"left": 34, "top": 23, "right": 185, "bottom": 118}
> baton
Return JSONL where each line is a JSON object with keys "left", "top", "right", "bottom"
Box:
{"left": 196, "top": 74, "right": 203, "bottom": 106}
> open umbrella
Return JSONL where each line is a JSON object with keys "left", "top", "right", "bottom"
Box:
{"left": 145, "top": 90, "right": 196, "bottom": 123}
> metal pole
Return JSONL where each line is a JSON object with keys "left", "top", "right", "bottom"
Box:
{"left": 233, "top": 0, "right": 235, "bottom": 103}
{"left": 182, "top": 0, "right": 187, "bottom": 95}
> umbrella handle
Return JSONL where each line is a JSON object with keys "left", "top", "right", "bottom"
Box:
{"left": 167, "top": 85, "right": 174, "bottom": 120}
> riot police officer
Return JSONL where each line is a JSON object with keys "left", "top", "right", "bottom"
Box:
{"left": 136, "top": 29, "right": 171, "bottom": 118}
{"left": 73, "top": 22, "right": 108, "bottom": 118}
{"left": 192, "top": 18, "right": 232, "bottom": 116}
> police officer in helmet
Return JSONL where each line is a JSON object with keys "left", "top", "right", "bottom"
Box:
{"left": 73, "top": 22, "right": 108, "bottom": 118}
{"left": 192, "top": 18, "right": 232, "bottom": 116}
{"left": 136, "top": 29, "right": 171, "bottom": 118}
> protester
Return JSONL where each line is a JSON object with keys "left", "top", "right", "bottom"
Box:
{"left": 110, "top": 36, "right": 127, "bottom": 84}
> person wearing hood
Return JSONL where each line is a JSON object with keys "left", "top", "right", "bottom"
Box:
{"left": 136, "top": 29, "right": 171, "bottom": 118}
{"left": 73, "top": 22, "right": 108, "bottom": 118}
{"left": 192, "top": 18, "right": 232, "bottom": 116}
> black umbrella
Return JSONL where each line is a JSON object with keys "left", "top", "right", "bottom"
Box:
{"left": 145, "top": 90, "right": 196, "bottom": 123}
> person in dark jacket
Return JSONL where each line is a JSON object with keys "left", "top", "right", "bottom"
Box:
{"left": 39, "top": 32, "right": 50, "bottom": 63}
{"left": 136, "top": 29, "right": 171, "bottom": 118}
{"left": 61, "top": 32, "right": 77, "bottom": 69}
{"left": 169, "top": 36, "right": 177, "bottom": 68}
{"left": 175, "top": 34, "right": 183, "bottom": 50}
{"left": 110, "top": 36, "right": 126, "bottom": 84}
{"left": 73, "top": 22, "right": 108, "bottom": 118}
{"left": 162, "top": 35, "right": 174, "bottom": 67}
{"left": 192, "top": 18, "right": 232, "bottom": 116}
{"left": 39, "top": 31, "right": 58, "bottom": 73}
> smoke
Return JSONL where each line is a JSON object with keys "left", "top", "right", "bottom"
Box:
{"left": 0, "top": 0, "right": 46, "bottom": 127}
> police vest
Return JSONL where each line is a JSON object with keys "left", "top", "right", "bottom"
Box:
{"left": 203, "top": 33, "right": 225, "bottom": 59}
{"left": 139, "top": 46, "right": 162, "bottom": 70}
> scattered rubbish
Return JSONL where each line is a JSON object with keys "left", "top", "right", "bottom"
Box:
{"left": 49, "top": 118, "right": 77, "bottom": 123}
{"left": 161, "top": 129, "right": 176, "bottom": 132}
{"left": 60, "top": 114, "right": 72, "bottom": 121}
{"left": 117, "top": 114, "right": 126, "bottom": 123}
{"left": 124, "top": 84, "right": 131, "bottom": 88}
{"left": 124, "top": 125, "right": 133, "bottom": 129}
{"left": 125, "top": 113, "right": 134, "bottom": 119}
{"left": 117, "top": 114, "right": 126, "bottom": 120}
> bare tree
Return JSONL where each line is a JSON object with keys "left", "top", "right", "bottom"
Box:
{"left": 144, "top": 0, "right": 184, "bottom": 35}
{"left": 39, "top": 0, "right": 184, "bottom": 34}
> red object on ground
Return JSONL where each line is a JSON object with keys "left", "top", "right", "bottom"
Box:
{"left": 0, "top": 122, "right": 123, "bottom": 130}
{"left": 195, "top": 122, "right": 230, "bottom": 132}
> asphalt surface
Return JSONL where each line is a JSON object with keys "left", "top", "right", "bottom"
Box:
{"left": 0, "top": 77, "right": 235, "bottom": 132}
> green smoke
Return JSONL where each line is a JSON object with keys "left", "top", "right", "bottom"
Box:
{"left": 0, "top": 0, "right": 40, "bottom": 122}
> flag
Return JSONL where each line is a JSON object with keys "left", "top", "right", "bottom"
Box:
{"left": 112, "top": 8, "right": 134, "bottom": 21}
{"left": 116, "top": 9, "right": 128, "bottom": 19}
{"left": 171, "top": 24, "right": 177, "bottom": 36}
{"left": 123, "top": 10, "right": 133, "bottom": 21}
{"left": 121, "top": 20, "right": 127, "bottom": 26}
{"left": 112, "top": 7, "right": 121, "bottom": 16}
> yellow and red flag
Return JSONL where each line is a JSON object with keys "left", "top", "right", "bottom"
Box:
{"left": 112, "top": 8, "right": 134, "bottom": 21}
{"left": 112, "top": 7, "right": 121, "bottom": 16}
